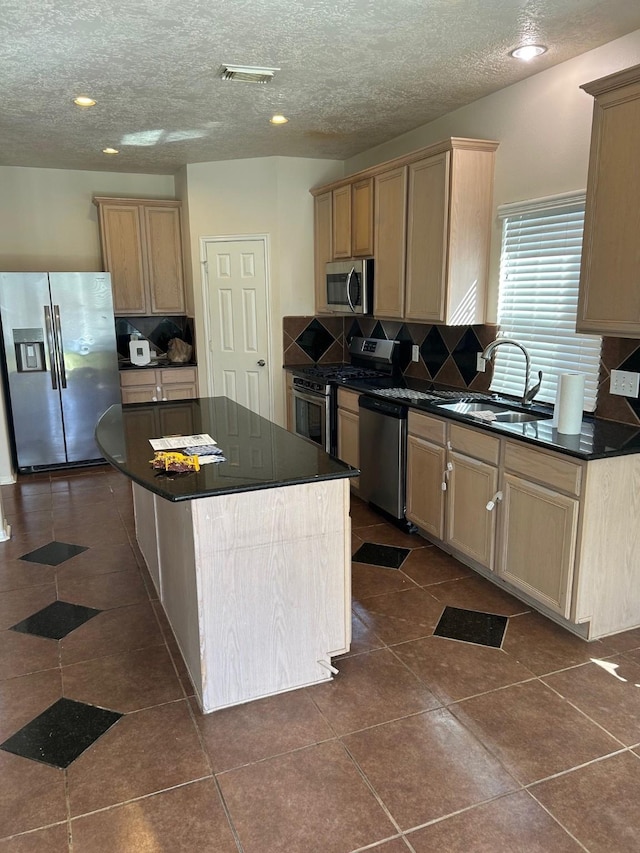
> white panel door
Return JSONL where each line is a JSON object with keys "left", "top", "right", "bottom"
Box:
{"left": 204, "top": 238, "right": 271, "bottom": 417}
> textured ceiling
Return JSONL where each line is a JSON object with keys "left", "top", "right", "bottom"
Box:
{"left": 3, "top": 0, "right": 640, "bottom": 175}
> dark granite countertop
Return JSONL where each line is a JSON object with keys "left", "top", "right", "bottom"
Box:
{"left": 284, "top": 368, "right": 640, "bottom": 460}
{"left": 339, "top": 377, "right": 640, "bottom": 461}
{"left": 96, "top": 397, "right": 356, "bottom": 502}
{"left": 118, "top": 359, "right": 197, "bottom": 370}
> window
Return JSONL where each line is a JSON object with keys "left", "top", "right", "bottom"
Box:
{"left": 491, "top": 192, "right": 601, "bottom": 412}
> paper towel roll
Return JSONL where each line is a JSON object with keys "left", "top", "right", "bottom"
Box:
{"left": 556, "top": 373, "right": 585, "bottom": 435}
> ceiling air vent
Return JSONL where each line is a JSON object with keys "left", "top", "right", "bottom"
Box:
{"left": 217, "top": 64, "right": 280, "bottom": 84}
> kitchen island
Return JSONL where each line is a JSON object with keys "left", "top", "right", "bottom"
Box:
{"left": 96, "top": 397, "right": 356, "bottom": 713}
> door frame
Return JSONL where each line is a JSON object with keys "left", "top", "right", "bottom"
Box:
{"left": 200, "top": 234, "right": 273, "bottom": 420}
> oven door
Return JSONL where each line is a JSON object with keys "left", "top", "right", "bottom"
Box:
{"left": 292, "top": 387, "right": 331, "bottom": 452}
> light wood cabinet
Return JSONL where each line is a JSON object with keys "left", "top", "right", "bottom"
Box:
{"left": 405, "top": 412, "right": 640, "bottom": 639}
{"left": 406, "top": 433, "right": 446, "bottom": 539}
{"left": 374, "top": 166, "right": 408, "bottom": 318}
{"left": 332, "top": 179, "right": 374, "bottom": 261}
{"left": 332, "top": 185, "right": 352, "bottom": 259}
{"left": 94, "top": 197, "right": 186, "bottom": 316}
{"left": 336, "top": 388, "right": 360, "bottom": 489}
{"left": 498, "top": 473, "right": 578, "bottom": 617}
{"left": 310, "top": 138, "right": 497, "bottom": 323}
{"left": 120, "top": 367, "right": 198, "bottom": 404}
{"left": 445, "top": 425, "right": 500, "bottom": 570}
{"left": 405, "top": 146, "right": 495, "bottom": 324}
{"left": 407, "top": 412, "right": 499, "bottom": 569}
{"left": 577, "top": 64, "right": 640, "bottom": 336}
{"left": 313, "top": 192, "right": 332, "bottom": 313}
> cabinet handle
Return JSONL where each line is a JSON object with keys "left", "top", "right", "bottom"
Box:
{"left": 442, "top": 461, "right": 453, "bottom": 491}
{"left": 152, "top": 395, "right": 158, "bottom": 402}
{"left": 446, "top": 440, "right": 452, "bottom": 451}
{"left": 486, "top": 490, "right": 503, "bottom": 511}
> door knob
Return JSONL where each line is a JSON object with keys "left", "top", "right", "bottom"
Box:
{"left": 257, "top": 359, "right": 266, "bottom": 366}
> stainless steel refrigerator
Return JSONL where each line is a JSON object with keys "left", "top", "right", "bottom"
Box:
{"left": 0, "top": 272, "right": 121, "bottom": 471}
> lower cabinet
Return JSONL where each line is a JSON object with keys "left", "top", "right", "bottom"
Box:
{"left": 498, "top": 473, "right": 578, "bottom": 617}
{"left": 496, "top": 440, "right": 582, "bottom": 618}
{"left": 407, "top": 412, "right": 499, "bottom": 570}
{"left": 120, "top": 366, "right": 198, "bottom": 404}
{"left": 336, "top": 388, "right": 360, "bottom": 490}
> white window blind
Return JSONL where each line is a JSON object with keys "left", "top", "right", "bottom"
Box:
{"left": 491, "top": 192, "right": 601, "bottom": 412}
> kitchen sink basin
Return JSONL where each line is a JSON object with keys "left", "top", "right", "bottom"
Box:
{"left": 437, "top": 401, "right": 552, "bottom": 424}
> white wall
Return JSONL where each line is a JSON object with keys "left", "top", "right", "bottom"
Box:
{"left": 0, "top": 167, "right": 174, "bottom": 480}
{"left": 345, "top": 29, "right": 640, "bottom": 321}
{"left": 179, "top": 156, "right": 343, "bottom": 424}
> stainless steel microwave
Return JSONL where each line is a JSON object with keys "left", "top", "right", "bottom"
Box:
{"left": 325, "top": 259, "right": 373, "bottom": 314}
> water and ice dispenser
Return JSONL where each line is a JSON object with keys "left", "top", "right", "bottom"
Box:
{"left": 13, "top": 328, "right": 46, "bottom": 372}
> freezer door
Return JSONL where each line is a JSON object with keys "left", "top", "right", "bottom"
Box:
{"left": 49, "top": 273, "right": 121, "bottom": 463}
{"left": 0, "top": 272, "right": 66, "bottom": 468}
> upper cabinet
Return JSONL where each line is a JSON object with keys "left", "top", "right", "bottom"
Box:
{"left": 313, "top": 191, "right": 332, "bottom": 314}
{"left": 310, "top": 138, "right": 498, "bottom": 323}
{"left": 94, "top": 197, "right": 186, "bottom": 316}
{"left": 374, "top": 166, "right": 407, "bottom": 318}
{"left": 332, "top": 179, "right": 374, "bottom": 260}
{"left": 577, "top": 64, "right": 640, "bottom": 337}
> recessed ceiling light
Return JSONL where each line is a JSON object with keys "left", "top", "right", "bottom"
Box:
{"left": 102, "top": 147, "right": 119, "bottom": 155}
{"left": 74, "top": 95, "right": 96, "bottom": 107}
{"left": 270, "top": 114, "right": 288, "bottom": 125}
{"left": 510, "top": 44, "right": 548, "bottom": 61}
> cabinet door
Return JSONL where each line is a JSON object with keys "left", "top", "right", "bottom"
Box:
{"left": 121, "top": 386, "right": 158, "bottom": 404}
{"left": 406, "top": 434, "right": 445, "bottom": 539}
{"left": 120, "top": 369, "right": 158, "bottom": 404}
{"left": 577, "top": 82, "right": 640, "bottom": 336}
{"left": 498, "top": 473, "right": 578, "bottom": 617}
{"left": 161, "top": 383, "right": 197, "bottom": 401}
{"left": 374, "top": 166, "right": 407, "bottom": 318}
{"left": 446, "top": 451, "right": 498, "bottom": 569}
{"left": 98, "top": 204, "right": 147, "bottom": 314}
{"left": 332, "top": 185, "right": 352, "bottom": 259}
{"left": 352, "top": 178, "right": 374, "bottom": 257}
{"left": 143, "top": 206, "right": 186, "bottom": 315}
{"left": 405, "top": 153, "right": 449, "bottom": 322}
{"left": 337, "top": 407, "right": 359, "bottom": 488}
{"left": 313, "top": 192, "right": 332, "bottom": 313}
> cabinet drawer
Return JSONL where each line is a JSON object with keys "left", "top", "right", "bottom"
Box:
{"left": 120, "top": 369, "right": 157, "bottom": 388}
{"left": 337, "top": 388, "right": 360, "bottom": 414}
{"left": 449, "top": 423, "right": 500, "bottom": 465}
{"left": 159, "top": 367, "right": 197, "bottom": 386}
{"left": 408, "top": 410, "right": 446, "bottom": 445}
{"left": 504, "top": 441, "right": 583, "bottom": 496}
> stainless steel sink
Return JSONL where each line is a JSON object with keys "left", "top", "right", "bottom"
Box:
{"left": 437, "top": 401, "right": 552, "bottom": 424}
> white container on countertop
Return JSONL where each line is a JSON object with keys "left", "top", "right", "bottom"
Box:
{"left": 129, "top": 338, "right": 151, "bottom": 366}
{"left": 556, "top": 372, "right": 585, "bottom": 435}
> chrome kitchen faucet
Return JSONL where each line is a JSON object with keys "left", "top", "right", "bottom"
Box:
{"left": 480, "top": 338, "right": 542, "bottom": 406}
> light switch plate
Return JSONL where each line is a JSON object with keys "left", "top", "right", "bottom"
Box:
{"left": 412, "top": 344, "right": 420, "bottom": 363}
{"left": 611, "top": 369, "right": 640, "bottom": 397}
{"left": 476, "top": 353, "right": 486, "bottom": 372}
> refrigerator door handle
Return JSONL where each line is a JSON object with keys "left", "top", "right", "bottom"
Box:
{"left": 53, "top": 305, "right": 67, "bottom": 388}
{"left": 44, "top": 305, "right": 59, "bottom": 390}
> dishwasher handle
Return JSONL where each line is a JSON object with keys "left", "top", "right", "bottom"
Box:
{"left": 358, "top": 395, "right": 407, "bottom": 419}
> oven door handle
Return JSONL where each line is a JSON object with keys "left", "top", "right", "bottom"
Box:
{"left": 292, "top": 388, "right": 327, "bottom": 406}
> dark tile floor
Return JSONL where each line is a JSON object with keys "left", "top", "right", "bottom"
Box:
{"left": 2, "top": 468, "right": 640, "bottom": 851}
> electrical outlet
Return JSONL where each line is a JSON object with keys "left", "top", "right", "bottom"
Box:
{"left": 412, "top": 344, "right": 420, "bottom": 363}
{"left": 610, "top": 369, "right": 640, "bottom": 397}
{"left": 476, "top": 353, "right": 486, "bottom": 372}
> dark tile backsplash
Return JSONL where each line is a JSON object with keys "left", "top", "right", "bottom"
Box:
{"left": 115, "top": 316, "right": 195, "bottom": 361}
{"left": 283, "top": 316, "right": 640, "bottom": 426}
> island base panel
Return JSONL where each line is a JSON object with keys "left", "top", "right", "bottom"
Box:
{"left": 134, "top": 479, "right": 351, "bottom": 713}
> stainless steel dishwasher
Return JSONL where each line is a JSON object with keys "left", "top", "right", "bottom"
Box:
{"left": 358, "top": 394, "right": 408, "bottom": 521}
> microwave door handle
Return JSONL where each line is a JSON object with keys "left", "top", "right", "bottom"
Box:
{"left": 346, "top": 266, "right": 356, "bottom": 312}
{"left": 44, "top": 305, "right": 58, "bottom": 390}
